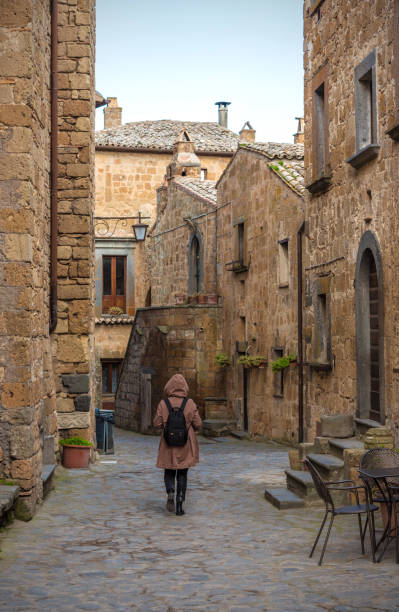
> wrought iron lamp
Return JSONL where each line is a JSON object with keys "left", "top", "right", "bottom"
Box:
{"left": 132, "top": 211, "right": 150, "bottom": 241}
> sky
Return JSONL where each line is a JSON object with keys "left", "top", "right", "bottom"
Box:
{"left": 95, "top": 0, "right": 304, "bottom": 143}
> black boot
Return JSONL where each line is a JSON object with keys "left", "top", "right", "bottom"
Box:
{"left": 166, "top": 490, "right": 175, "bottom": 513}
{"left": 176, "top": 496, "right": 185, "bottom": 516}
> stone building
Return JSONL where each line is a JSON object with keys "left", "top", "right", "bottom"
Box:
{"left": 94, "top": 103, "right": 242, "bottom": 410}
{"left": 303, "top": 0, "right": 399, "bottom": 442}
{"left": 115, "top": 131, "right": 225, "bottom": 429}
{"left": 0, "top": 0, "right": 96, "bottom": 518}
{"left": 216, "top": 141, "right": 305, "bottom": 441}
{"left": 115, "top": 123, "right": 306, "bottom": 440}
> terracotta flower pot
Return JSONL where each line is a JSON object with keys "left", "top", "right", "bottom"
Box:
{"left": 62, "top": 444, "right": 90, "bottom": 469}
{"left": 174, "top": 294, "right": 185, "bottom": 305}
{"left": 206, "top": 294, "right": 218, "bottom": 304}
{"left": 188, "top": 295, "right": 198, "bottom": 304}
{"left": 197, "top": 294, "right": 207, "bottom": 304}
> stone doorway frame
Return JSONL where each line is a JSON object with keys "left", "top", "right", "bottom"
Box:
{"left": 355, "top": 230, "right": 385, "bottom": 423}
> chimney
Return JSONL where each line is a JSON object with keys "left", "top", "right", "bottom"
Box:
{"left": 215, "top": 101, "right": 231, "bottom": 128}
{"left": 239, "top": 121, "right": 256, "bottom": 143}
{"left": 293, "top": 117, "right": 304, "bottom": 144}
{"left": 104, "top": 97, "right": 122, "bottom": 129}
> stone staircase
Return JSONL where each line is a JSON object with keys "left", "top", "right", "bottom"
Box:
{"left": 202, "top": 397, "right": 237, "bottom": 437}
{"left": 265, "top": 415, "right": 382, "bottom": 509}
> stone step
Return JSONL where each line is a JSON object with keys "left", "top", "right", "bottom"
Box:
{"left": 285, "top": 469, "right": 319, "bottom": 501}
{"left": 354, "top": 417, "right": 382, "bottom": 436}
{"left": 202, "top": 419, "right": 236, "bottom": 438}
{"left": 230, "top": 430, "right": 249, "bottom": 440}
{"left": 306, "top": 453, "right": 344, "bottom": 481}
{"left": 328, "top": 437, "right": 364, "bottom": 459}
{"left": 264, "top": 487, "right": 305, "bottom": 509}
{"left": 0, "top": 485, "right": 19, "bottom": 525}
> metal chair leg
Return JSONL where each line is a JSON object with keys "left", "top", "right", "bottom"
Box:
{"left": 357, "top": 513, "right": 365, "bottom": 554}
{"left": 318, "top": 514, "right": 335, "bottom": 566}
{"left": 310, "top": 510, "right": 328, "bottom": 559}
{"left": 366, "top": 508, "right": 376, "bottom": 563}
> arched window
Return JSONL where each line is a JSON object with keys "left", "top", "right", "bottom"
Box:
{"left": 355, "top": 231, "right": 384, "bottom": 423}
{"left": 188, "top": 232, "right": 202, "bottom": 295}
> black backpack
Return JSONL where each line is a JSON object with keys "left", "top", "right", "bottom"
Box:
{"left": 163, "top": 397, "right": 188, "bottom": 447}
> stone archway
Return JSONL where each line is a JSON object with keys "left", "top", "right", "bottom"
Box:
{"left": 355, "top": 231, "right": 384, "bottom": 423}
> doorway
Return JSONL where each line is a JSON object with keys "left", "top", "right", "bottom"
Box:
{"left": 355, "top": 232, "right": 384, "bottom": 423}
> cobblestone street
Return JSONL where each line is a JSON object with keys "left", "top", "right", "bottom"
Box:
{"left": 1, "top": 429, "right": 399, "bottom": 612}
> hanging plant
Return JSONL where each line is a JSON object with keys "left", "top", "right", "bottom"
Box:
{"left": 215, "top": 352, "right": 232, "bottom": 367}
{"left": 238, "top": 355, "right": 267, "bottom": 368}
{"left": 271, "top": 354, "right": 297, "bottom": 373}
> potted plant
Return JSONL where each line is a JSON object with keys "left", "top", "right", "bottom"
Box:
{"left": 107, "top": 306, "right": 124, "bottom": 316}
{"left": 238, "top": 355, "right": 267, "bottom": 368}
{"left": 197, "top": 294, "right": 207, "bottom": 304}
{"left": 187, "top": 293, "right": 198, "bottom": 304}
{"left": 215, "top": 352, "right": 232, "bottom": 367}
{"left": 207, "top": 294, "right": 218, "bottom": 304}
{"left": 60, "top": 436, "right": 92, "bottom": 469}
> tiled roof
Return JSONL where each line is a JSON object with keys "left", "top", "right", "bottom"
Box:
{"left": 268, "top": 159, "right": 305, "bottom": 196}
{"left": 174, "top": 177, "right": 217, "bottom": 205}
{"left": 95, "top": 120, "right": 240, "bottom": 153}
{"left": 238, "top": 141, "right": 304, "bottom": 196}
{"left": 239, "top": 141, "right": 304, "bottom": 160}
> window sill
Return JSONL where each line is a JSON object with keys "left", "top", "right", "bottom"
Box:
{"left": 306, "top": 174, "right": 332, "bottom": 195}
{"left": 225, "top": 260, "right": 249, "bottom": 273}
{"left": 346, "top": 144, "right": 379, "bottom": 169}
{"left": 386, "top": 122, "right": 399, "bottom": 141}
{"left": 273, "top": 393, "right": 284, "bottom": 399}
{"left": 278, "top": 283, "right": 289, "bottom": 289}
{"left": 308, "top": 361, "right": 332, "bottom": 371}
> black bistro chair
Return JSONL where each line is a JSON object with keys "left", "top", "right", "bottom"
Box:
{"left": 359, "top": 448, "right": 399, "bottom": 563}
{"left": 304, "top": 457, "right": 378, "bottom": 565}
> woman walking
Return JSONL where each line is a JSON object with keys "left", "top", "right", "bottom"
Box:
{"left": 153, "top": 374, "right": 202, "bottom": 516}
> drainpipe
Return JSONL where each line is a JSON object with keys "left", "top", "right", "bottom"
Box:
{"left": 297, "top": 220, "right": 305, "bottom": 443}
{"left": 50, "top": 0, "right": 58, "bottom": 333}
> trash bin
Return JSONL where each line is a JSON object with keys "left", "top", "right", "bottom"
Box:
{"left": 95, "top": 409, "right": 115, "bottom": 454}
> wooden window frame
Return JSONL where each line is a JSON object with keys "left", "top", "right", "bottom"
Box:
{"left": 102, "top": 255, "right": 127, "bottom": 314}
{"left": 307, "top": 65, "right": 331, "bottom": 194}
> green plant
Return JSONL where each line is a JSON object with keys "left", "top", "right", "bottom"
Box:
{"left": 238, "top": 355, "right": 267, "bottom": 368}
{"left": 215, "top": 352, "right": 232, "bottom": 367}
{"left": 0, "top": 478, "right": 17, "bottom": 486}
{"left": 107, "top": 306, "right": 124, "bottom": 316}
{"left": 59, "top": 436, "right": 92, "bottom": 447}
{"left": 271, "top": 354, "right": 297, "bottom": 373}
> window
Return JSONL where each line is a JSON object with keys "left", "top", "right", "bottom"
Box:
{"left": 200, "top": 168, "right": 207, "bottom": 181}
{"left": 311, "top": 276, "right": 332, "bottom": 367}
{"left": 101, "top": 360, "right": 122, "bottom": 410}
{"left": 278, "top": 239, "right": 289, "bottom": 287}
{"left": 272, "top": 347, "right": 284, "bottom": 397}
{"left": 237, "top": 222, "right": 245, "bottom": 266}
{"left": 102, "top": 255, "right": 126, "bottom": 314}
{"left": 307, "top": 64, "right": 331, "bottom": 194}
{"left": 188, "top": 233, "right": 202, "bottom": 295}
{"left": 314, "top": 83, "right": 326, "bottom": 177}
{"left": 347, "top": 50, "right": 379, "bottom": 168}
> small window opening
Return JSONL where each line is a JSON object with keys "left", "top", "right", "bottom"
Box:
{"left": 278, "top": 240, "right": 289, "bottom": 287}
{"left": 238, "top": 222, "right": 245, "bottom": 265}
{"left": 200, "top": 168, "right": 207, "bottom": 181}
{"left": 314, "top": 82, "right": 325, "bottom": 176}
{"left": 358, "top": 70, "right": 373, "bottom": 149}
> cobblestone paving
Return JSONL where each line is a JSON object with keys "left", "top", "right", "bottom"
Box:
{"left": 1, "top": 429, "right": 399, "bottom": 612}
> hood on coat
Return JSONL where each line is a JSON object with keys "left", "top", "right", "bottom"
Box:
{"left": 164, "top": 374, "right": 189, "bottom": 398}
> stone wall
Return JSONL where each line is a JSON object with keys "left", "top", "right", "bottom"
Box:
{"left": 0, "top": 0, "right": 96, "bottom": 519}
{"left": 150, "top": 180, "right": 217, "bottom": 306}
{"left": 115, "top": 305, "right": 226, "bottom": 431}
{"left": 217, "top": 148, "right": 304, "bottom": 441}
{"left": 303, "top": 0, "right": 399, "bottom": 442}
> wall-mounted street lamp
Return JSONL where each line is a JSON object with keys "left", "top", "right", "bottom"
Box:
{"left": 132, "top": 211, "right": 151, "bottom": 241}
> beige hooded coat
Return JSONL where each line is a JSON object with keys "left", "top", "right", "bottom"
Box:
{"left": 153, "top": 374, "right": 202, "bottom": 469}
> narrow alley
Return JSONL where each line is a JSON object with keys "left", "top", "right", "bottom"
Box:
{"left": 1, "top": 431, "right": 399, "bottom": 612}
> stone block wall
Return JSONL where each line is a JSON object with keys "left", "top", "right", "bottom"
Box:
{"left": 217, "top": 148, "right": 304, "bottom": 442}
{"left": 0, "top": 0, "right": 95, "bottom": 519}
{"left": 303, "top": 0, "right": 399, "bottom": 442}
{"left": 150, "top": 180, "right": 217, "bottom": 306}
{"left": 115, "top": 305, "right": 226, "bottom": 431}
{"left": 55, "top": 0, "right": 96, "bottom": 444}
